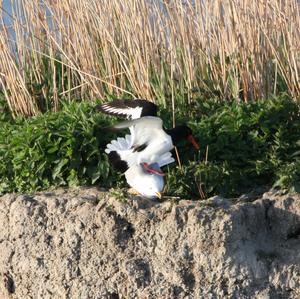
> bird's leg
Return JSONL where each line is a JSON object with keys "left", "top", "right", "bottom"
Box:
{"left": 127, "top": 188, "right": 141, "bottom": 196}
{"left": 141, "top": 162, "right": 165, "bottom": 176}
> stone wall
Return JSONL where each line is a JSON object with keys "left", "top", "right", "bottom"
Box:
{"left": 0, "top": 188, "right": 299, "bottom": 298}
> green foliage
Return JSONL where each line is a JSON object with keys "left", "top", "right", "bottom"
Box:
{"left": 165, "top": 95, "right": 300, "bottom": 198}
{"left": 0, "top": 101, "right": 121, "bottom": 194}
{"left": 0, "top": 95, "right": 299, "bottom": 199}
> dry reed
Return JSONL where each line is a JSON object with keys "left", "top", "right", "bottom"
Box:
{"left": 0, "top": 0, "right": 299, "bottom": 116}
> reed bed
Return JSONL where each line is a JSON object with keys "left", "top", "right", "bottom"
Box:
{"left": 0, "top": 0, "right": 299, "bottom": 117}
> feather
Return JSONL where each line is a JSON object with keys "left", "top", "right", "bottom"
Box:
{"left": 97, "top": 99, "right": 158, "bottom": 119}
{"left": 157, "top": 152, "right": 175, "bottom": 167}
{"left": 104, "top": 116, "right": 162, "bottom": 131}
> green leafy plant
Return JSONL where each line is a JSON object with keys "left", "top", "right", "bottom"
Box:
{"left": 0, "top": 101, "right": 121, "bottom": 194}
{"left": 165, "top": 95, "right": 300, "bottom": 198}
{"left": 0, "top": 96, "right": 299, "bottom": 199}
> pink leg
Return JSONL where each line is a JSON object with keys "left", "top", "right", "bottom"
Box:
{"left": 142, "top": 163, "right": 165, "bottom": 176}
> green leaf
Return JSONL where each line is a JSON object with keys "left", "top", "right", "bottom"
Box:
{"left": 52, "top": 159, "right": 69, "bottom": 179}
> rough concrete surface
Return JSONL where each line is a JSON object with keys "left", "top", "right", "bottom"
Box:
{"left": 0, "top": 187, "right": 299, "bottom": 299}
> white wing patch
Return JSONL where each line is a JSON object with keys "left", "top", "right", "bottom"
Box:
{"left": 111, "top": 116, "right": 163, "bottom": 130}
{"left": 157, "top": 152, "right": 175, "bottom": 167}
{"left": 101, "top": 104, "right": 143, "bottom": 119}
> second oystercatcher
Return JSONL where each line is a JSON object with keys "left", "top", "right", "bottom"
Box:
{"left": 97, "top": 99, "right": 199, "bottom": 175}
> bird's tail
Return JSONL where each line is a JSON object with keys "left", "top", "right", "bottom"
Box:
{"left": 105, "top": 135, "right": 133, "bottom": 153}
{"left": 105, "top": 135, "right": 175, "bottom": 171}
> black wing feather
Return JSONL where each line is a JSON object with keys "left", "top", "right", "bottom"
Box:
{"left": 96, "top": 99, "right": 158, "bottom": 119}
{"left": 131, "top": 143, "right": 148, "bottom": 153}
{"left": 108, "top": 151, "right": 129, "bottom": 173}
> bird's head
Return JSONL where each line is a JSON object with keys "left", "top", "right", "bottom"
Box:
{"left": 139, "top": 163, "right": 164, "bottom": 199}
{"left": 168, "top": 125, "right": 200, "bottom": 150}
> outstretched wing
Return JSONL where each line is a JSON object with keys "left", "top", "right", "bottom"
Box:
{"left": 108, "top": 116, "right": 163, "bottom": 130}
{"left": 108, "top": 116, "right": 163, "bottom": 147}
{"left": 97, "top": 99, "right": 158, "bottom": 119}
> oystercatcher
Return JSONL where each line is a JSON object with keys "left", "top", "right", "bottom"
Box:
{"left": 97, "top": 99, "right": 199, "bottom": 174}
{"left": 105, "top": 134, "right": 175, "bottom": 198}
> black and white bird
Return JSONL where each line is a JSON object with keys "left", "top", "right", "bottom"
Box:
{"left": 105, "top": 134, "right": 175, "bottom": 198}
{"left": 97, "top": 99, "right": 199, "bottom": 175}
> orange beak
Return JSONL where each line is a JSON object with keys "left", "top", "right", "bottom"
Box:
{"left": 187, "top": 135, "right": 200, "bottom": 150}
